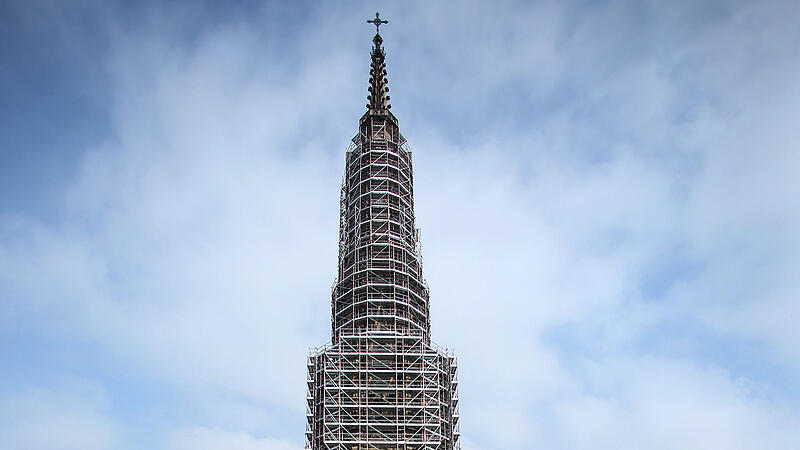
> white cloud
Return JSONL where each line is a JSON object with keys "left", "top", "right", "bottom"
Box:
{"left": 168, "top": 428, "right": 295, "bottom": 450}
{"left": 0, "top": 386, "right": 120, "bottom": 450}
{"left": 551, "top": 358, "right": 800, "bottom": 450}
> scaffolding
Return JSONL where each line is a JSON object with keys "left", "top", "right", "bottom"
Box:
{"left": 332, "top": 115, "right": 430, "bottom": 344}
{"left": 306, "top": 335, "right": 459, "bottom": 450}
{"left": 306, "top": 23, "right": 459, "bottom": 450}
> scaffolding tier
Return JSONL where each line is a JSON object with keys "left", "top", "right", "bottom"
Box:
{"left": 307, "top": 334, "right": 460, "bottom": 450}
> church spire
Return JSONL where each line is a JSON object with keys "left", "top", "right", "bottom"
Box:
{"left": 306, "top": 14, "right": 460, "bottom": 449}
{"left": 366, "top": 12, "right": 391, "bottom": 112}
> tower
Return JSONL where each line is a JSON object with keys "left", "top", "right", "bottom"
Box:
{"left": 306, "top": 14, "right": 460, "bottom": 450}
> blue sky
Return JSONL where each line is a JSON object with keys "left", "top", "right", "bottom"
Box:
{"left": 1, "top": 1, "right": 799, "bottom": 449}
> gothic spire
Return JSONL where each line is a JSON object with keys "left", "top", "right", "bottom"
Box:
{"left": 366, "top": 12, "right": 390, "bottom": 112}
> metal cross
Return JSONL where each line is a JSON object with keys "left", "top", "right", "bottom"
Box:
{"left": 367, "top": 12, "right": 388, "bottom": 34}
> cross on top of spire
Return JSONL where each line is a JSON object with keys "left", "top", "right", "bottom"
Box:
{"left": 364, "top": 12, "right": 392, "bottom": 114}
{"left": 367, "top": 12, "right": 388, "bottom": 34}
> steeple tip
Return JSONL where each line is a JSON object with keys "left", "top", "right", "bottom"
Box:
{"left": 366, "top": 13, "right": 391, "bottom": 113}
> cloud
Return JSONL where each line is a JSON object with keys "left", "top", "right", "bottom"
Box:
{"left": 3, "top": 19, "right": 344, "bottom": 409}
{"left": 551, "top": 358, "right": 800, "bottom": 450}
{"left": 168, "top": 427, "right": 295, "bottom": 450}
{"left": 0, "top": 385, "right": 119, "bottom": 450}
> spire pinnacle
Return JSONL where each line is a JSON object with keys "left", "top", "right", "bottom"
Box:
{"left": 366, "top": 12, "right": 391, "bottom": 112}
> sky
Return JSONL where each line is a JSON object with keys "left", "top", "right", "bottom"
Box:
{"left": 1, "top": 0, "right": 799, "bottom": 449}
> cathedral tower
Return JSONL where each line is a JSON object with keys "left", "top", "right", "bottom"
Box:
{"left": 306, "top": 14, "right": 460, "bottom": 449}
